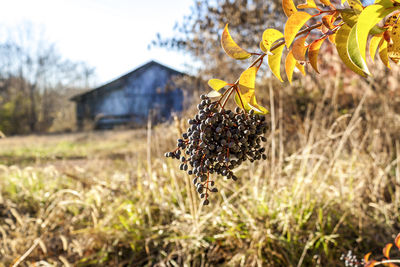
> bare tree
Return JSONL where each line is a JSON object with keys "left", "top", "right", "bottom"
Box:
{"left": 0, "top": 23, "right": 96, "bottom": 134}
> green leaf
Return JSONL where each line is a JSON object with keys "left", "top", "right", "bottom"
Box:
{"left": 208, "top": 79, "right": 228, "bottom": 91}
{"left": 374, "top": 0, "right": 395, "bottom": 8}
{"left": 268, "top": 45, "right": 285, "bottom": 82}
{"left": 348, "top": 25, "right": 371, "bottom": 75}
{"left": 356, "top": 5, "right": 397, "bottom": 67}
{"left": 284, "top": 11, "right": 312, "bottom": 48}
{"left": 340, "top": 9, "right": 360, "bottom": 27}
{"left": 221, "top": 24, "right": 252, "bottom": 60}
{"left": 335, "top": 24, "right": 367, "bottom": 76}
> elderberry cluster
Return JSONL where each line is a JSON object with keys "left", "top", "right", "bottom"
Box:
{"left": 165, "top": 95, "right": 268, "bottom": 205}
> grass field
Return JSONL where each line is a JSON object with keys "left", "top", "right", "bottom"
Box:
{"left": 1, "top": 92, "right": 400, "bottom": 266}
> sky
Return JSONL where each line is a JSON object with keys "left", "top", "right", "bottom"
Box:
{"left": 0, "top": 0, "right": 193, "bottom": 85}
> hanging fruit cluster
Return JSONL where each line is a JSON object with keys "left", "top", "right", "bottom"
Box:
{"left": 166, "top": 95, "right": 268, "bottom": 205}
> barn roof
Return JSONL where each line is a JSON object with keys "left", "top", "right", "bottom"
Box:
{"left": 70, "top": 60, "right": 184, "bottom": 102}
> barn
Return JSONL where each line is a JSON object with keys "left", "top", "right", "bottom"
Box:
{"left": 71, "top": 61, "right": 184, "bottom": 129}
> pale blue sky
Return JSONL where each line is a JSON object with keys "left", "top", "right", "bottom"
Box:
{"left": 0, "top": 0, "right": 193, "bottom": 85}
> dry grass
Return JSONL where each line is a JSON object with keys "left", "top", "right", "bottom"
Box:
{"left": 1, "top": 84, "right": 400, "bottom": 266}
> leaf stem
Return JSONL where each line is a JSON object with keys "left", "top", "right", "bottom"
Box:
{"left": 218, "top": 21, "right": 323, "bottom": 111}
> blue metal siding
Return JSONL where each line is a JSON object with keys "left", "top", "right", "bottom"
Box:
{"left": 75, "top": 62, "right": 184, "bottom": 129}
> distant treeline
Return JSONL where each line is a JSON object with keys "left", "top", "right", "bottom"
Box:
{"left": 0, "top": 24, "right": 96, "bottom": 135}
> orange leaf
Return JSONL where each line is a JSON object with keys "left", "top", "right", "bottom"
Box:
{"left": 365, "top": 260, "right": 378, "bottom": 267}
{"left": 292, "top": 36, "right": 308, "bottom": 61}
{"left": 282, "top": 0, "right": 297, "bottom": 17}
{"left": 285, "top": 50, "right": 297, "bottom": 84}
{"left": 221, "top": 24, "right": 251, "bottom": 60}
{"left": 364, "top": 252, "right": 372, "bottom": 263}
{"left": 395, "top": 233, "right": 400, "bottom": 249}
{"left": 321, "top": 24, "right": 330, "bottom": 35}
{"left": 297, "top": 0, "right": 317, "bottom": 9}
{"left": 284, "top": 12, "right": 313, "bottom": 48}
{"left": 309, "top": 37, "right": 327, "bottom": 73}
{"left": 383, "top": 243, "right": 393, "bottom": 259}
{"left": 322, "top": 15, "right": 335, "bottom": 30}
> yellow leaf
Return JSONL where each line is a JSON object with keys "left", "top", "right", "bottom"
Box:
{"left": 292, "top": 36, "right": 308, "bottom": 61}
{"left": 356, "top": 5, "right": 397, "bottom": 67}
{"left": 208, "top": 79, "right": 228, "bottom": 91}
{"left": 297, "top": 0, "right": 317, "bottom": 9}
{"left": 388, "top": 19, "right": 400, "bottom": 64}
{"left": 369, "top": 34, "right": 383, "bottom": 62}
{"left": 320, "top": 0, "right": 331, "bottom": 6}
{"left": 328, "top": 32, "right": 337, "bottom": 43}
{"left": 234, "top": 91, "right": 247, "bottom": 110}
{"left": 221, "top": 24, "right": 251, "bottom": 60}
{"left": 284, "top": 12, "right": 313, "bottom": 48}
{"left": 348, "top": 0, "right": 363, "bottom": 12}
{"left": 285, "top": 50, "right": 297, "bottom": 84}
{"left": 296, "top": 61, "right": 306, "bottom": 75}
{"left": 335, "top": 24, "right": 367, "bottom": 76}
{"left": 262, "top": 29, "right": 284, "bottom": 53}
{"left": 268, "top": 45, "right": 285, "bottom": 82}
{"left": 234, "top": 89, "right": 268, "bottom": 114}
{"left": 282, "top": 0, "right": 297, "bottom": 17}
{"left": 383, "top": 243, "right": 393, "bottom": 259}
{"left": 249, "top": 94, "right": 268, "bottom": 114}
{"left": 239, "top": 67, "right": 257, "bottom": 90}
{"left": 260, "top": 40, "right": 267, "bottom": 53}
{"left": 309, "top": 37, "right": 327, "bottom": 73}
{"left": 379, "top": 38, "right": 391, "bottom": 68}
{"left": 234, "top": 89, "right": 253, "bottom": 111}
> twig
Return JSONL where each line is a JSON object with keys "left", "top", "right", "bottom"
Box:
{"left": 12, "top": 238, "right": 41, "bottom": 267}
